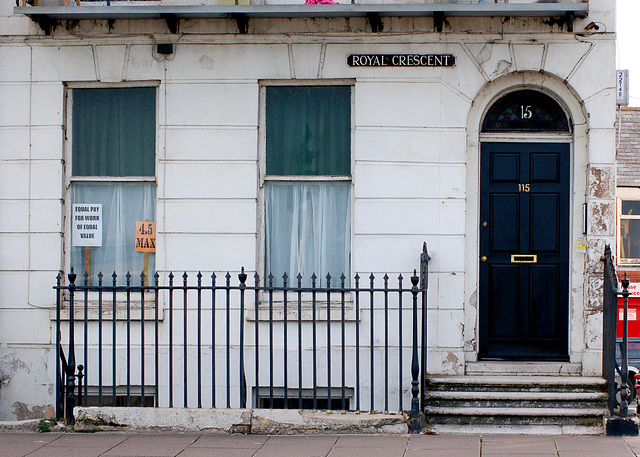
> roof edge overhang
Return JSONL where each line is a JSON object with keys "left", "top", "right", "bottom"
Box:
{"left": 13, "top": 3, "right": 589, "bottom": 35}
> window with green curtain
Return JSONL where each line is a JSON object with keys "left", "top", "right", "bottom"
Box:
{"left": 70, "top": 87, "right": 156, "bottom": 280}
{"left": 265, "top": 85, "right": 351, "bottom": 287}
{"left": 72, "top": 87, "right": 156, "bottom": 177}
{"left": 266, "top": 86, "right": 351, "bottom": 176}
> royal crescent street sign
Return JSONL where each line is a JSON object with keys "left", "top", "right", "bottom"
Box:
{"left": 347, "top": 54, "right": 456, "bottom": 67}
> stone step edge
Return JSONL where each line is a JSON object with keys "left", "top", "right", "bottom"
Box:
{"left": 424, "top": 406, "right": 608, "bottom": 417}
{"left": 426, "top": 391, "right": 608, "bottom": 401}
{"left": 465, "top": 362, "right": 582, "bottom": 376}
{"left": 427, "top": 376, "right": 606, "bottom": 387}
{"left": 428, "top": 424, "right": 604, "bottom": 436}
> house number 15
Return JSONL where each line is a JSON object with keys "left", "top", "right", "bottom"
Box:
{"left": 518, "top": 183, "right": 531, "bottom": 192}
{"left": 520, "top": 105, "right": 533, "bottom": 119}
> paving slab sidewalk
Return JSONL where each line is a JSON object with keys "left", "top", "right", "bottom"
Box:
{"left": 2, "top": 433, "right": 640, "bottom": 457}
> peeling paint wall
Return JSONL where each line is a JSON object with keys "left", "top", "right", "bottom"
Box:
{"left": 0, "top": 353, "right": 27, "bottom": 386}
{"left": 0, "top": 349, "right": 55, "bottom": 420}
{"left": 12, "top": 402, "right": 54, "bottom": 421}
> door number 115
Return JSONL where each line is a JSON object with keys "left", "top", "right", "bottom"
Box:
{"left": 518, "top": 183, "right": 531, "bottom": 192}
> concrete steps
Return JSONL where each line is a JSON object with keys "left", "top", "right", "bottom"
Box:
{"left": 425, "top": 374, "right": 608, "bottom": 431}
{"left": 427, "top": 390, "right": 608, "bottom": 409}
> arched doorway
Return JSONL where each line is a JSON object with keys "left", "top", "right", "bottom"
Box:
{"left": 478, "top": 90, "right": 571, "bottom": 360}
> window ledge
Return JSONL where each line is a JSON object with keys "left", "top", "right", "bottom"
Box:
{"left": 52, "top": 304, "right": 164, "bottom": 322}
{"left": 248, "top": 306, "right": 359, "bottom": 322}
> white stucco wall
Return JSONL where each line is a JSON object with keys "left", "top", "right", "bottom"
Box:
{"left": 0, "top": 1, "right": 617, "bottom": 419}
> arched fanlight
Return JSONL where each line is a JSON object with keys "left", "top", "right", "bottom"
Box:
{"left": 482, "top": 90, "right": 570, "bottom": 132}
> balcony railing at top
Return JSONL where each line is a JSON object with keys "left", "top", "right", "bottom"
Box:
{"left": 18, "top": 0, "right": 588, "bottom": 7}
{"left": 14, "top": 0, "right": 590, "bottom": 36}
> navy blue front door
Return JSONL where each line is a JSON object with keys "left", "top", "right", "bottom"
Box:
{"left": 479, "top": 142, "right": 570, "bottom": 360}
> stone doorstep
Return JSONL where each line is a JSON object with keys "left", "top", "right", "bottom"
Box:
{"left": 465, "top": 361, "right": 583, "bottom": 377}
{"left": 427, "top": 375, "right": 606, "bottom": 387}
{"left": 73, "top": 407, "right": 409, "bottom": 434}
{"left": 428, "top": 424, "right": 605, "bottom": 435}
{"left": 426, "top": 391, "right": 608, "bottom": 401}
{"left": 424, "top": 406, "right": 608, "bottom": 417}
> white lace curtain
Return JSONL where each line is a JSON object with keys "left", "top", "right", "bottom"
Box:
{"left": 71, "top": 182, "right": 156, "bottom": 280}
{"left": 265, "top": 181, "right": 351, "bottom": 288}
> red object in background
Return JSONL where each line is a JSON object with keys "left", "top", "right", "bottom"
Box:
{"left": 617, "top": 296, "right": 640, "bottom": 338}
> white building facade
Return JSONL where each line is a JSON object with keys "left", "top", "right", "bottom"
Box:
{"left": 0, "top": 0, "right": 617, "bottom": 420}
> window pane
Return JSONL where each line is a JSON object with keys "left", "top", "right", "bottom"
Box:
{"left": 72, "top": 88, "right": 156, "bottom": 177}
{"left": 265, "top": 182, "right": 350, "bottom": 287}
{"left": 620, "top": 218, "right": 640, "bottom": 260}
{"left": 622, "top": 200, "right": 640, "bottom": 216}
{"left": 266, "top": 86, "right": 351, "bottom": 176}
{"left": 71, "top": 182, "right": 156, "bottom": 279}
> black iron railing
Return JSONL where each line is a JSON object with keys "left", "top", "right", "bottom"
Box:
{"left": 603, "top": 244, "right": 632, "bottom": 417}
{"left": 55, "top": 243, "right": 430, "bottom": 431}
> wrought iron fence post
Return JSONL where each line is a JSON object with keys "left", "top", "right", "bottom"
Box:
{"left": 238, "top": 268, "right": 248, "bottom": 409}
{"left": 65, "top": 269, "right": 77, "bottom": 424}
{"left": 602, "top": 245, "right": 617, "bottom": 415}
{"left": 419, "top": 242, "right": 429, "bottom": 412}
{"left": 77, "top": 365, "right": 84, "bottom": 409}
{"left": 621, "top": 274, "right": 631, "bottom": 417}
{"left": 409, "top": 270, "right": 422, "bottom": 433}
{"left": 55, "top": 272, "right": 63, "bottom": 420}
